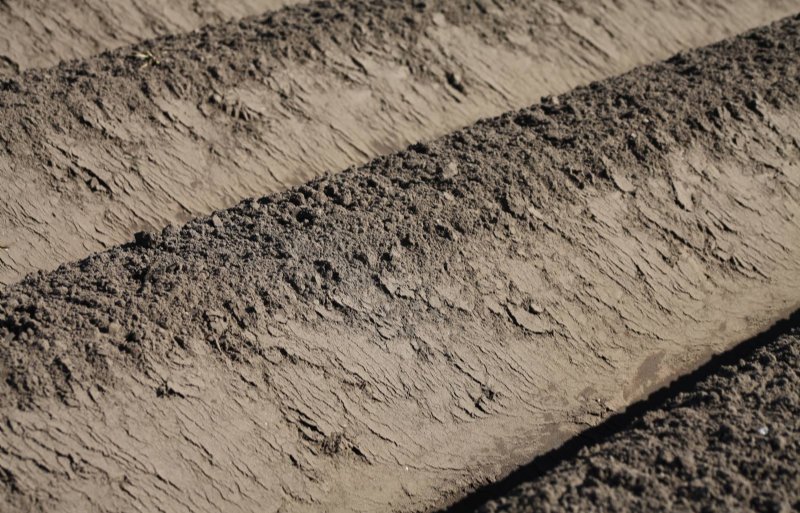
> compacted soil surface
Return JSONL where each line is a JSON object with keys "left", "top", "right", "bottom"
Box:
{"left": 460, "top": 316, "right": 800, "bottom": 513}
{"left": 1, "top": 0, "right": 797, "bottom": 285}
{"left": 1, "top": 14, "right": 799, "bottom": 513}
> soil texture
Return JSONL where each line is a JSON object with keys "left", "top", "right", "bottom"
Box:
{"left": 1, "top": 14, "right": 799, "bottom": 513}
{"left": 0, "top": 0, "right": 295, "bottom": 73}
{"left": 1, "top": 0, "right": 797, "bottom": 284}
{"left": 465, "top": 317, "right": 800, "bottom": 513}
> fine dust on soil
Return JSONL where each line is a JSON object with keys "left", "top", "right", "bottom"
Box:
{"left": 460, "top": 316, "right": 800, "bottom": 513}
{"left": 1, "top": 0, "right": 798, "bottom": 285}
{"left": 0, "top": 0, "right": 296, "bottom": 74}
{"left": 1, "top": 16, "right": 799, "bottom": 513}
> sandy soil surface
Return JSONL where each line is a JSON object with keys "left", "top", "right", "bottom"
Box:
{"left": 0, "top": 0, "right": 296, "bottom": 73}
{"left": 1, "top": 0, "right": 797, "bottom": 285}
{"left": 1, "top": 15, "right": 799, "bottom": 513}
{"left": 460, "top": 315, "right": 800, "bottom": 513}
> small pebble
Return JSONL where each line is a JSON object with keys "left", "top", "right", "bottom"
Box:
{"left": 107, "top": 322, "right": 123, "bottom": 337}
{"left": 445, "top": 71, "right": 465, "bottom": 93}
{"left": 528, "top": 302, "right": 544, "bottom": 314}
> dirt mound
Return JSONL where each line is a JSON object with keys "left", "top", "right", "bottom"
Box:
{"left": 465, "top": 317, "right": 800, "bottom": 513}
{"left": 0, "top": 0, "right": 295, "bottom": 73}
{"left": 1, "top": 0, "right": 797, "bottom": 285}
{"left": 1, "top": 15, "right": 799, "bottom": 512}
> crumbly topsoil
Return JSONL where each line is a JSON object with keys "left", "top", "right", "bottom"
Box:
{"left": 1, "top": 0, "right": 797, "bottom": 284}
{"left": 467, "top": 318, "right": 800, "bottom": 513}
{"left": 1, "top": 14, "right": 799, "bottom": 513}
{"left": 0, "top": 0, "right": 296, "bottom": 73}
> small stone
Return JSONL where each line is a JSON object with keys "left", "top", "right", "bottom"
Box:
{"left": 431, "top": 12, "right": 446, "bottom": 26}
{"left": 445, "top": 71, "right": 465, "bottom": 94}
{"left": 676, "top": 453, "right": 696, "bottom": 473}
{"left": 757, "top": 426, "right": 769, "bottom": 436}
{"left": 107, "top": 322, "right": 123, "bottom": 337}
{"left": 441, "top": 161, "right": 459, "bottom": 179}
{"left": 428, "top": 295, "right": 443, "bottom": 311}
{"left": 541, "top": 95, "right": 560, "bottom": 106}
{"left": 528, "top": 302, "right": 544, "bottom": 314}
{"left": 657, "top": 449, "right": 675, "bottom": 466}
{"left": 210, "top": 215, "right": 224, "bottom": 229}
{"left": 501, "top": 193, "right": 526, "bottom": 217}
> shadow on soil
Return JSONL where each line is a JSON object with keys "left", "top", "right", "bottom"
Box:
{"left": 437, "top": 308, "right": 800, "bottom": 513}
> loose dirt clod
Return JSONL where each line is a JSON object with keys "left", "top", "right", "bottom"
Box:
{"left": 1, "top": 16, "right": 799, "bottom": 513}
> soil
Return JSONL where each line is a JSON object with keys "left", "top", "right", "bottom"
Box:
{"left": 1, "top": 0, "right": 797, "bottom": 285}
{"left": 461, "top": 316, "right": 800, "bottom": 513}
{"left": 0, "top": 0, "right": 295, "bottom": 73}
{"left": 1, "top": 14, "right": 799, "bottom": 513}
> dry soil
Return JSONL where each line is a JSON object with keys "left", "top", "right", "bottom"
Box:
{"left": 1, "top": 14, "right": 799, "bottom": 513}
{"left": 461, "top": 315, "right": 800, "bottom": 513}
{"left": 1, "top": 0, "right": 797, "bottom": 285}
{"left": 0, "top": 0, "right": 296, "bottom": 73}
